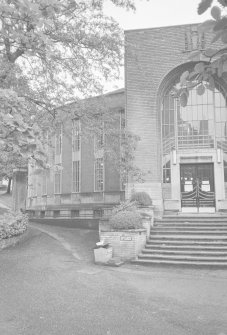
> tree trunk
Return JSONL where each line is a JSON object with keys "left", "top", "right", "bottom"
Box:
{"left": 7, "top": 177, "right": 12, "bottom": 194}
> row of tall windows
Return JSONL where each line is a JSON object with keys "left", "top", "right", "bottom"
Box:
{"left": 53, "top": 119, "right": 104, "bottom": 194}
{"left": 30, "top": 111, "right": 125, "bottom": 197}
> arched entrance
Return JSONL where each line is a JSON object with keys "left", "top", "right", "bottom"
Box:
{"left": 161, "top": 76, "right": 227, "bottom": 213}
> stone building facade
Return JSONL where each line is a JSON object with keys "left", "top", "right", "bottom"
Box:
{"left": 125, "top": 23, "right": 227, "bottom": 214}
{"left": 26, "top": 89, "right": 125, "bottom": 224}
{"left": 25, "top": 23, "right": 227, "bottom": 219}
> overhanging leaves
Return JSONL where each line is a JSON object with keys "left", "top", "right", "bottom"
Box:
{"left": 211, "top": 6, "right": 221, "bottom": 20}
{"left": 198, "top": 0, "right": 213, "bottom": 15}
{"left": 198, "top": 19, "right": 216, "bottom": 33}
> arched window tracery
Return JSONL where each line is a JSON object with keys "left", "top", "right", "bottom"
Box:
{"left": 162, "top": 82, "right": 227, "bottom": 183}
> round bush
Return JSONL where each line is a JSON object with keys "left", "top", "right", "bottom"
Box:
{"left": 0, "top": 211, "right": 28, "bottom": 240}
{"left": 109, "top": 210, "right": 143, "bottom": 230}
{"left": 130, "top": 192, "right": 152, "bottom": 206}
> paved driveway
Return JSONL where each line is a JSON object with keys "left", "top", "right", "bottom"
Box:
{"left": 0, "top": 224, "right": 227, "bottom": 335}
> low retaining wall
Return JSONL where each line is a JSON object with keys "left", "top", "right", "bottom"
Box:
{"left": 100, "top": 229, "right": 147, "bottom": 261}
{"left": 30, "top": 218, "right": 99, "bottom": 229}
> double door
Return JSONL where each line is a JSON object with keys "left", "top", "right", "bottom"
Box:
{"left": 180, "top": 163, "right": 215, "bottom": 212}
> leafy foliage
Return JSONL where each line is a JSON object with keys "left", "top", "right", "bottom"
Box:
{"left": 0, "top": 0, "right": 138, "bottom": 169}
{"left": 177, "top": 0, "right": 227, "bottom": 105}
{"left": 130, "top": 192, "right": 152, "bottom": 206}
{"left": 0, "top": 149, "right": 26, "bottom": 179}
{"left": 112, "top": 200, "right": 138, "bottom": 214}
{"left": 109, "top": 209, "right": 142, "bottom": 230}
{"left": 0, "top": 210, "right": 28, "bottom": 240}
{"left": 109, "top": 200, "right": 143, "bottom": 230}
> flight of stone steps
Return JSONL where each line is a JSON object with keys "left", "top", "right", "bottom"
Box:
{"left": 135, "top": 215, "right": 227, "bottom": 267}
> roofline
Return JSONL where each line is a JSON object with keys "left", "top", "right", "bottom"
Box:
{"left": 102, "top": 88, "right": 124, "bottom": 96}
{"left": 55, "top": 88, "right": 125, "bottom": 111}
{"left": 124, "top": 22, "right": 200, "bottom": 34}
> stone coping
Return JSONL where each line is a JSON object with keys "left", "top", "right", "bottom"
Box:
{"left": 101, "top": 228, "right": 146, "bottom": 233}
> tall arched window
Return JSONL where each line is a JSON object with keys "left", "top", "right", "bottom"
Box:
{"left": 162, "top": 82, "right": 227, "bottom": 183}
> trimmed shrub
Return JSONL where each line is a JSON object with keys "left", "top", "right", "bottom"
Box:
{"left": 109, "top": 210, "right": 143, "bottom": 230}
{"left": 130, "top": 192, "right": 152, "bottom": 206}
{"left": 112, "top": 200, "right": 137, "bottom": 215}
{"left": 0, "top": 211, "right": 28, "bottom": 240}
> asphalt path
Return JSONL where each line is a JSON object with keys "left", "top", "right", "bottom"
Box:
{"left": 1, "top": 226, "right": 227, "bottom": 335}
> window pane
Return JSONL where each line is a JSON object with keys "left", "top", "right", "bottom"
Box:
{"left": 72, "top": 161, "right": 80, "bottom": 193}
{"left": 54, "top": 172, "right": 61, "bottom": 193}
{"left": 72, "top": 119, "right": 80, "bottom": 152}
{"left": 55, "top": 123, "right": 62, "bottom": 155}
{"left": 95, "top": 158, "right": 104, "bottom": 191}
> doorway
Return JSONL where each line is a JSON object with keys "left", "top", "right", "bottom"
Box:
{"left": 180, "top": 163, "right": 215, "bottom": 212}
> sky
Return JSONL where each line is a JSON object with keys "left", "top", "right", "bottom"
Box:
{"left": 104, "top": 0, "right": 214, "bottom": 30}
{"left": 103, "top": 0, "right": 215, "bottom": 91}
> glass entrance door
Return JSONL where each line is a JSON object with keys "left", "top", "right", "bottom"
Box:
{"left": 180, "top": 163, "right": 215, "bottom": 212}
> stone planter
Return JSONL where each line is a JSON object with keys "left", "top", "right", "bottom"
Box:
{"left": 137, "top": 206, "right": 154, "bottom": 240}
{"left": 99, "top": 228, "right": 146, "bottom": 261}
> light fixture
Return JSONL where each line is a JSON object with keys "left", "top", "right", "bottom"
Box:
{"left": 172, "top": 150, "right": 177, "bottom": 165}
{"left": 217, "top": 148, "right": 221, "bottom": 163}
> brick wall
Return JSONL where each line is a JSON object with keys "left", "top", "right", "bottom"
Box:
{"left": 27, "top": 90, "right": 125, "bottom": 211}
{"left": 125, "top": 23, "right": 224, "bottom": 212}
{"left": 100, "top": 230, "right": 146, "bottom": 260}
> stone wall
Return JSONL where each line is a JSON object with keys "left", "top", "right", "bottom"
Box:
{"left": 100, "top": 229, "right": 146, "bottom": 261}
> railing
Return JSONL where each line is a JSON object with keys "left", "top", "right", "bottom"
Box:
{"left": 178, "top": 135, "right": 214, "bottom": 149}
{"left": 163, "top": 134, "right": 215, "bottom": 153}
{"left": 162, "top": 134, "right": 175, "bottom": 154}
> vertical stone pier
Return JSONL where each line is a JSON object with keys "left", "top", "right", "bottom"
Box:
{"left": 12, "top": 168, "right": 28, "bottom": 211}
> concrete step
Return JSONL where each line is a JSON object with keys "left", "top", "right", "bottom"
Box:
{"left": 142, "top": 248, "right": 227, "bottom": 256}
{"left": 151, "top": 229, "right": 227, "bottom": 235}
{"left": 159, "top": 214, "right": 227, "bottom": 222}
{"left": 145, "top": 244, "right": 227, "bottom": 251}
{"left": 154, "top": 224, "right": 227, "bottom": 229}
{"left": 137, "top": 215, "right": 227, "bottom": 267}
{"left": 137, "top": 253, "right": 227, "bottom": 262}
{"left": 154, "top": 218, "right": 227, "bottom": 225}
{"left": 132, "top": 259, "right": 227, "bottom": 267}
{"left": 154, "top": 222, "right": 227, "bottom": 226}
{"left": 147, "top": 239, "right": 227, "bottom": 246}
{"left": 149, "top": 234, "right": 227, "bottom": 240}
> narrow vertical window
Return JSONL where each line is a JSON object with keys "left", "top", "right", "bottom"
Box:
{"left": 72, "top": 161, "right": 80, "bottom": 192}
{"left": 95, "top": 158, "right": 104, "bottom": 191}
{"left": 224, "top": 160, "right": 227, "bottom": 182}
{"left": 55, "top": 123, "right": 62, "bottom": 155}
{"left": 32, "top": 175, "right": 37, "bottom": 197}
{"left": 54, "top": 171, "right": 61, "bottom": 194}
{"left": 42, "top": 170, "right": 47, "bottom": 195}
{"left": 163, "top": 160, "right": 171, "bottom": 183}
{"left": 95, "top": 123, "right": 104, "bottom": 151}
{"left": 72, "top": 119, "right": 80, "bottom": 152}
{"left": 120, "top": 109, "right": 126, "bottom": 190}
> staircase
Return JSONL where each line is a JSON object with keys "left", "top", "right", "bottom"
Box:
{"left": 135, "top": 215, "right": 227, "bottom": 267}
